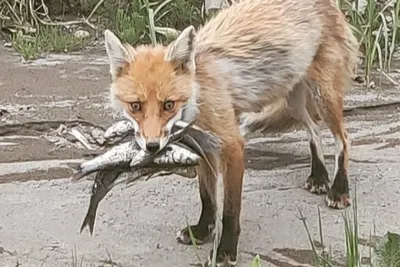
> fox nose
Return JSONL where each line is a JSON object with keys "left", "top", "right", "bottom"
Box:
{"left": 146, "top": 141, "right": 160, "bottom": 152}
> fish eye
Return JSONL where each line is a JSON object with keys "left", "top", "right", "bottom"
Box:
{"left": 164, "top": 100, "right": 174, "bottom": 111}
{"left": 130, "top": 102, "right": 141, "bottom": 112}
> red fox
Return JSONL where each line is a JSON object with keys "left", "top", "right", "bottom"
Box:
{"left": 103, "top": 0, "right": 359, "bottom": 265}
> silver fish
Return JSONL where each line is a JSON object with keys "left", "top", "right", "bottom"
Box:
{"left": 79, "top": 169, "right": 122, "bottom": 234}
{"left": 80, "top": 166, "right": 197, "bottom": 235}
{"left": 75, "top": 119, "right": 220, "bottom": 235}
{"left": 71, "top": 121, "right": 203, "bottom": 181}
{"left": 102, "top": 119, "right": 221, "bottom": 157}
{"left": 73, "top": 141, "right": 201, "bottom": 182}
{"left": 104, "top": 120, "right": 135, "bottom": 140}
{"left": 103, "top": 120, "right": 136, "bottom": 145}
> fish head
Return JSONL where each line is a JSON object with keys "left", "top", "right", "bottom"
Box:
{"left": 104, "top": 27, "right": 198, "bottom": 152}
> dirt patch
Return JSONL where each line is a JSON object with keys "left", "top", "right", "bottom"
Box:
{"left": 352, "top": 138, "right": 382, "bottom": 147}
{"left": 245, "top": 148, "right": 309, "bottom": 171}
{"left": 0, "top": 168, "right": 73, "bottom": 184}
{"left": 245, "top": 251, "right": 302, "bottom": 267}
{"left": 0, "top": 137, "right": 84, "bottom": 163}
{"left": 376, "top": 125, "right": 400, "bottom": 136}
{"left": 351, "top": 137, "right": 400, "bottom": 150}
{"left": 375, "top": 138, "right": 400, "bottom": 150}
{"left": 0, "top": 120, "right": 105, "bottom": 136}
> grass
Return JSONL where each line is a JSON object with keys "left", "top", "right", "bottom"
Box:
{"left": 1, "top": 0, "right": 399, "bottom": 85}
{"left": 11, "top": 26, "right": 88, "bottom": 60}
{"left": 337, "top": 0, "right": 400, "bottom": 88}
{"left": 100, "top": 0, "right": 205, "bottom": 45}
{"left": 108, "top": 0, "right": 184, "bottom": 45}
{"left": 300, "top": 185, "right": 400, "bottom": 267}
{"left": 64, "top": 202, "right": 398, "bottom": 267}
{"left": 71, "top": 245, "right": 84, "bottom": 267}
{"left": 68, "top": 188, "right": 398, "bottom": 267}
{"left": 1, "top": 0, "right": 205, "bottom": 60}
{"left": 372, "top": 232, "right": 400, "bottom": 267}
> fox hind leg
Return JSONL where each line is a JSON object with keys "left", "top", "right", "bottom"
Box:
{"left": 321, "top": 93, "right": 351, "bottom": 209}
{"left": 303, "top": 120, "right": 330, "bottom": 194}
{"left": 287, "top": 80, "right": 330, "bottom": 194}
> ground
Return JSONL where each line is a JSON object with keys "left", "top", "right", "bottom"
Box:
{"left": 0, "top": 43, "right": 400, "bottom": 267}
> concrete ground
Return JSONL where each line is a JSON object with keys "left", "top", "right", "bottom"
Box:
{"left": 1, "top": 43, "right": 400, "bottom": 267}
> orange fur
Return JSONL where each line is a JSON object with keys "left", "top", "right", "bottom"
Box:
{"left": 103, "top": 0, "right": 359, "bottom": 263}
{"left": 112, "top": 45, "right": 193, "bottom": 141}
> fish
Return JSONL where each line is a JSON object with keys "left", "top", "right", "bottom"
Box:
{"left": 103, "top": 120, "right": 136, "bottom": 145}
{"left": 75, "top": 119, "right": 220, "bottom": 235}
{"left": 72, "top": 119, "right": 221, "bottom": 181}
{"left": 80, "top": 166, "right": 197, "bottom": 235}
{"left": 73, "top": 141, "right": 202, "bottom": 181}
{"left": 79, "top": 169, "right": 122, "bottom": 235}
{"left": 71, "top": 120, "right": 210, "bottom": 181}
{"left": 104, "top": 120, "right": 135, "bottom": 140}
{"left": 103, "top": 119, "right": 221, "bottom": 156}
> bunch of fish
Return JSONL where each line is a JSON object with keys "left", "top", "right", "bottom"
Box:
{"left": 71, "top": 119, "right": 221, "bottom": 235}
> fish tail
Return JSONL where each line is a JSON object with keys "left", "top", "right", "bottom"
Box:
{"left": 71, "top": 172, "right": 87, "bottom": 182}
{"left": 80, "top": 208, "right": 97, "bottom": 235}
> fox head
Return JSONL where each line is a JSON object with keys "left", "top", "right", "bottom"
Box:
{"left": 104, "top": 26, "right": 199, "bottom": 152}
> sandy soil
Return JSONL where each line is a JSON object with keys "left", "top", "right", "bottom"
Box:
{"left": 1, "top": 43, "right": 400, "bottom": 267}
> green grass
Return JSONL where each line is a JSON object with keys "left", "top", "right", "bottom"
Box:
{"left": 337, "top": 0, "right": 400, "bottom": 88}
{"left": 1, "top": 0, "right": 204, "bottom": 59}
{"left": 249, "top": 254, "right": 261, "bottom": 267}
{"left": 2, "top": 0, "right": 399, "bottom": 84}
{"left": 372, "top": 232, "right": 400, "bottom": 267}
{"left": 300, "top": 185, "right": 400, "bottom": 267}
{"left": 100, "top": 0, "right": 204, "bottom": 45}
{"left": 11, "top": 26, "right": 88, "bottom": 60}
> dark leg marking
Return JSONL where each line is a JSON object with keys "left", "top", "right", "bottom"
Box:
{"left": 176, "top": 177, "right": 216, "bottom": 245}
{"left": 305, "top": 141, "right": 330, "bottom": 194}
{"left": 327, "top": 150, "right": 351, "bottom": 209}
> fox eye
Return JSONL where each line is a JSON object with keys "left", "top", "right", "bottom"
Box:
{"left": 164, "top": 100, "right": 174, "bottom": 111}
{"left": 130, "top": 102, "right": 141, "bottom": 112}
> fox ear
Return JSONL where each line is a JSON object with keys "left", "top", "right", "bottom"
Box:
{"left": 165, "top": 26, "right": 196, "bottom": 71}
{"left": 104, "top": 30, "right": 136, "bottom": 80}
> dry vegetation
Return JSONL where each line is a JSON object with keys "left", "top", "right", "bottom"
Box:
{"left": 0, "top": 0, "right": 399, "bottom": 87}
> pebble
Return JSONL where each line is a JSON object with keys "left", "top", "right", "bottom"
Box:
{"left": 74, "top": 30, "right": 90, "bottom": 39}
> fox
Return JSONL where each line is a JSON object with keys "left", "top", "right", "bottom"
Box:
{"left": 102, "top": 0, "right": 359, "bottom": 265}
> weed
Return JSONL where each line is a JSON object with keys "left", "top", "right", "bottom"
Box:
{"left": 301, "top": 184, "right": 400, "bottom": 267}
{"left": 71, "top": 245, "right": 84, "bottom": 267}
{"left": 342, "top": 186, "right": 361, "bottom": 267}
{"left": 104, "top": 0, "right": 199, "bottom": 45}
{"left": 11, "top": 26, "right": 88, "bottom": 60}
{"left": 114, "top": 8, "right": 144, "bottom": 44}
{"left": 298, "top": 207, "right": 336, "bottom": 266}
{"left": 12, "top": 32, "right": 39, "bottom": 60}
{"left": 249, "top": 254, "right": 261, "bottom": 267}
{"left": 372, "top": 232, "right": 400, "bottom": 267}
{"left": 338, "top": 0, "right": 400, "bottom": 88}
{"left": 2, "top": 0, "right": 399, "bottom": 84}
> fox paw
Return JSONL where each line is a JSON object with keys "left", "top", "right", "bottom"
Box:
{"left": 326, "top": 189, "right": 351, "bottom": 209}
{"left": 305, "top": 175, "right": 330, "bottom": 194}
{"left": 176, "top": 224, "right": 214, "bottom": 245}
{"left": 204, "top": 249, "right": 238, "bottom": 267}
